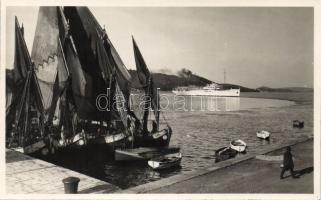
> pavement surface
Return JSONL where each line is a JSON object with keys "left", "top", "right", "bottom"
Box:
{"left": 6, "top": 149, "right": 120, "bottom": 194}
{"left": 6, "top": 138, "right": 313, "bottom": 194}
{"left": 125, "top": 138, "right": 313, "bottom": 193}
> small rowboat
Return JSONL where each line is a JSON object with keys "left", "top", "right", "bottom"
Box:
{"left": 148, "top": 152, "right": 182, "bottom": 170}
{"left": 214, "top": 147, "right": 238, "bottom": 162}
{"left": 230, "top": 139, "right": 247, "bottom": 152}
{"left": 293, "top": 120, "right": 304, "bottom": 128}
{"left": 256, "top": 130, "right": 270, "bottom": 140}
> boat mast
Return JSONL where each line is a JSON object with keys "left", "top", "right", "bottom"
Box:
{"left": 224, "top": 69, "right": 226, "bottom": 84}
{"left": 142, "top": 77, "right": 151, "bottom": 132}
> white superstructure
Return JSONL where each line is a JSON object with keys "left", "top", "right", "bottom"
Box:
{"left": 172, "top": 83, "right": 240, "bottom": 97}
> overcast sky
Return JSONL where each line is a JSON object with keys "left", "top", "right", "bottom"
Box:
{"left": 6, "top": 7, "right": 313, "bottom": 88}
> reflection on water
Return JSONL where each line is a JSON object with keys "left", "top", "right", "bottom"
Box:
{"left": 39, "top": 95, "right": 311, "bottom": 189}
{"left": 177, "top": 96, "right": 241, "bottom": 111}
{"left": 159, "top": 96, "right": 294, "bottom": 112}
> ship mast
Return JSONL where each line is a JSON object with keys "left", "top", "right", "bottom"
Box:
{"left": 224, "top": 69, "right": 226, "bottom": 84}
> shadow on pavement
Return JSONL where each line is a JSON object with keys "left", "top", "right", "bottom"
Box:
{"left": 295, "top": 166, "right": 313, "bottom": 177}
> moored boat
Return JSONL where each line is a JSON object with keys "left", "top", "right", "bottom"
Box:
{"left": 6, "top": 17, "right": 48, "bottom": 156}
{"left": 115, "top": 146, "right": 180, "bottom": 161}
{"left": 131, "top": 37, "right": 173, "bottom": 148}
{"left": 214, "top": 146, "right": 238, "bottom": 162}
{"left": 230, "top": 139, "right": 247, "bottom": 152}
{"left": 293, "top": 120, "right": 304, "bottom": 128}
{"left": 134, "top": 126, "right": 172, "bottom": 148}
{"left": 256, "top": 130, "right": 270, "bottom": 140}
{"left": 148, "top": 152, "right": 182, "bottom": 170}
{"left": 11, "top": 140, "right": 47, "bottom": 155}
{"left": 7, "top": 7, "right": 176, "bottom": 156}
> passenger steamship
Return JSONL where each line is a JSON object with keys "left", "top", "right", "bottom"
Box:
{"left": 172, "top": 83, "right": 240, "bottom": 97}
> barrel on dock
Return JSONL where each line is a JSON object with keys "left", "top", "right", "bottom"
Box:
{"left": 62, "top": 177, "right": 80, "bottom": 194}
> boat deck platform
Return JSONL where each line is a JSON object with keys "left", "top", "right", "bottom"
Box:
{"left": 6, "top": 149, "right": 120, "bottom": 194}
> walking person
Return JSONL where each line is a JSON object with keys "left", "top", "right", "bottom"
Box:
{"left": 280, "top": 146, "right": 298, "bottom": 179}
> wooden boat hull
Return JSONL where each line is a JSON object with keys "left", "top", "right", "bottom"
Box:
{"left": 88, "top": 132, "right": 128, "bottom": 148}
{"left": 115, "top": 149, "right": 146, "bottom": 161}
{"left": 230, "top": 139, "right": 247, "bottom": 152}
{"left": 134, "top": 127, "right": 172, "bottom": 148}
{"left": 11, "top": 140, "right": 47, "bottom": 155}
{"left": 57, "top": 133, "right": 87, "bottom": 148}
{"left": 214, "top": 147, "right": 238, "bottom": 162}
{"left": 293, "top": 120, "right": 304, "bottom": 128}
{"left": 148, "top": 152, "right": 182, "bottom": 170}
{"left": 115, "top": 146, "right": 180, "bottom": 161}
{"left": 256, "top": 131, "right": 270, "bottom": 140}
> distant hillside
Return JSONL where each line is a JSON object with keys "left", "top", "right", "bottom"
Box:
{"left": 220, "top": 83, "right": 259, "bottom": 92}
{"left": 129, "top": 69, "right": 212, "bottom": 91}
{"left": 6, "top": 68, "right": 258, "bottom": 93}
{"left": 129, "top": 69, "right": 257, "bottom": 92}
{"left": 256, "top": 86, "right": 313, "bottom": 93}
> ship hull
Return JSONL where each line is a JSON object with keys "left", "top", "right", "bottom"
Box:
{"left": 172, "top": 89, "right": 240, "bottom": 97}
{"left": 134, "top": 127, "right": 172, "bottom": 148}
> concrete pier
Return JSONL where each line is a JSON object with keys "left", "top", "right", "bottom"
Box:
{"left": 6, "top": 149, "right": 120, "bottom": 194}
{"left": 6, "top": 137, "right": 313, "bottom": 194}
{"left": 123, "top": 137, "right": 313, "bottom": 193}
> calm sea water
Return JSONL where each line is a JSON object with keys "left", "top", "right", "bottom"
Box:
{"left": 41, "top": 94, "right": 313, "bottom": 189}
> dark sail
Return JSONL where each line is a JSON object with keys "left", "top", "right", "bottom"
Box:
{"left": 13, "top": 17, "right": 31, "bottom": 84}
{"left": 8, "top": 17, "right": 45, "bottom": 147}
{"left": 95, "top": 26, "right": 128, "bottom": 129}
{"left": 7, "top": 17, "right": 33, "bottom": 127}
{"left": 63, "top": 6, "right": 130, "bottom": 126}
{"left": 63, "top": 7, "right": 131, "bottom": 100}
{"left": 132, "top": 37, "right": 160, "bottom": 130}
{"left": 60, "top": 7, "right": 109, "bottom": 121}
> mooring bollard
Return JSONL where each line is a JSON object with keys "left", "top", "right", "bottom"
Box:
{"left": 62, "top": 177, "right": 80, "bottom": 194}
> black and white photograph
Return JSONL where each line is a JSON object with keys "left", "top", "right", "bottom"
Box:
{"left": 1, "top": 0, "right": 320, "bottom": 199}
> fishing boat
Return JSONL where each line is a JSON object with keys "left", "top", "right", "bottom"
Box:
{"left": 214, "top": 146, "right": 238, "bottom": 162}
{"left": 148, "top": 152, "right": 182, "bottom": 170}
{"left": 130, "top": 37, "right": 172, "bottom": 147}
{"left": 6, "top": 7, "right": 175, "bottom": 155}
{"left": 115, "top": 147, "right": 180, "bottom": 161}
{"left": 5, "top": 17, "right": 48, "bottom": 155}
{"left": 63, "top": 7, "right": 173, "bottom": 149}
{"left": 230, "top": 139, "right": 247, "bottom": 152}
{"left": 61, "top": 7, "right": 132, "bottom": 149}
{"left": 293, "top": 120, "right": 304, "bottom": 128}
{"left": 256, "top": 130, "right": 270, "bottom": 140}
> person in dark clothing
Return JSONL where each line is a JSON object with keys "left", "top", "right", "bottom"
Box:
{"left": 280, "top": 146, "right": 297, "bottom": 179}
